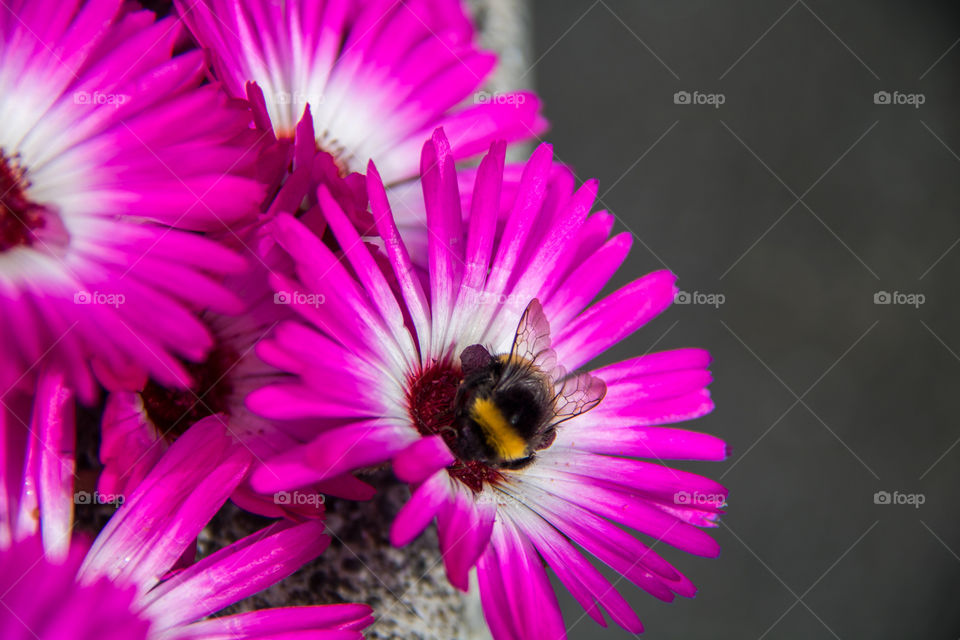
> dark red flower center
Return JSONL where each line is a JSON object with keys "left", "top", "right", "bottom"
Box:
{"left": 141, "top": 342, "right": 239, "bottom": 440}
{"left": 407, "top": 361, "right": 503, "bottom": 493}
{"left": 0, "top": 151, "right": 47, "bottom": 251}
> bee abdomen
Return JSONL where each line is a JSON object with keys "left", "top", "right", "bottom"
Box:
{"left": 469, "top": 397, "right": 529, "bottom": 462}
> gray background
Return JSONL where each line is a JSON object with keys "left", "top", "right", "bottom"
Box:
{"left": 528, "top": 1, "right": 960, "bottom": 638}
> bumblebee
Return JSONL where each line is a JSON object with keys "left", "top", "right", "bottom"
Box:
{"left": 452, "top": 299, "right": 606, "bottom": 470}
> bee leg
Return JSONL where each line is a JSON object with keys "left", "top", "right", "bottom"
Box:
{"left": 499, "top": 455, "right": 535, "bottom": 470}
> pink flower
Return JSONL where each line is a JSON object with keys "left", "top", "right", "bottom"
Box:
{"left": 175, "top": 0, "right": 546, "bottom": 181}
{"left": 174, "top": 0, "right": 547, "bottom": 266}
{"left": 0, "top": 0, "right": 266, "bottom": 402}
{"left": 96, "top": 107, "right": 374, "bottom": 515}
{"left": 0, "top": 368, "right": 372, "bottom": 640}
{"left": 248, "top": 129, "right": 729, "bottom": 638}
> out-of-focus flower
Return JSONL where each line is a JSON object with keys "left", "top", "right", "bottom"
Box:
{"left": 0, "top": 370, "right": 372, "bottom": 640}
{"left": 175, "top": 0, "right": 547, "bottom": 263}
{"left": 0, "top": 0, "right": 267, "bottom": 401}
{"left": 96, "top": 104, "right": 374, "bottom": 513}
{"left": 176, "top": 0, "right": 545, "bottom": 179}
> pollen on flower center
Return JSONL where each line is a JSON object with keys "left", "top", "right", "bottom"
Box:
{"left": 141, "top": 342, "right": 239, "bottom": 440}
{"left": 0, "top": 150, "right": 47, "bottom": 251}
{"left": 408, "top": 362, "right": 503, "bottom": 493}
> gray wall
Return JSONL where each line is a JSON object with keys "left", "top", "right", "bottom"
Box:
{"left": 530, "top": 1, "right": 960, "bottom": 638}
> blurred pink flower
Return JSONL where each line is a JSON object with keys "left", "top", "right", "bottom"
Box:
{"left": 0, "top": 369, "right": 371, "bottom": 640}
{"left": 97, "top": 107, "right": 373, "bottom": 515}
{"left": 175, "top": 0, "right": 548, "bottom": 263}
{"left": 0, "top": 0, "right": 267, "bottom": 402}
{"left": 176, "top": 0, "right": 545, "bottom": 180}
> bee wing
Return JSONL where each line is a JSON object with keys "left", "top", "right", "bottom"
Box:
{"left": 551, "top": 366, "right": 607, "bottom": 425}
{"left": 508, "top": 298, "right": 559, "bottom": 376}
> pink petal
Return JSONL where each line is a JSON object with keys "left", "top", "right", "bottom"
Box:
{"left": 368, "top": 160, "right": 432, "bottom": 346}
{"left": 513, "top": 506, "right": 643, "bottom": 632}
{"left": 98, "top": 392, "right": 166, "bottom": 499}
{"left": 458, "top": 140, "right": 506, "bottom": 297}
{"left": 304, "top": 422, "right": 419, "bottom": 481}
{"left": 477, "top": 517, "right": 566, "bottom": 640}
{"left": 538, "top": 449, "right": 727, "bottom": 506}
{"left": 179, "top": 604, "right": 372, "bottom": 638}
{"left": 558, "top": 417, "right": 728, "bottom": 461}
{"left": 393, "top": 435, "right": 455, "bottom": 484}
{"left": 390, "top": 470, "right": 451, "bottom": 547}
{"left": 543, "top": 232, "right": 632, "bottom": 329}
{"left": 484, "top": 143, "right": 555, "bottom": 300}
{"left": 553, "top": 270, "right": 678, "bottom": 370}
{"left": 32, "top": 369, "right": 76, "bottom": 560}
{"left": 140, "top": 520, "right": 330, "bottom": 629}
{"left": 79, "top": 418, "right": 251, "bottom": 593}
{"left": 421, "top": 129, "right": 464, "bottom": 355}
{"left": 436, "top": 484, "right": 495, "bottom": 591}
{"left": 317, "top": 185, "right": 417, "bottom": 364}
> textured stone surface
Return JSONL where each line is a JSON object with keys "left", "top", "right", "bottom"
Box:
{"left": 204, "top": 474, "right": 491, "bottom": 640}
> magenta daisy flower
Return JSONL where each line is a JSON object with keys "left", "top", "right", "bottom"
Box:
{"left": 248, "top": 129, "right": 729, "bottom": 637}
{"left": 0, "top": 0, "right": 266, "bottom": 401}
{"left": 97, "top": 247, "right": 375, "bottom": 516}
{"left": 95, "top": 255, "right": 333, "bottom": 517}
{"left": 0, "top": 369, "right": 372, "bottom": 640}
{"left": 96, "top": 107, "right": 374, "bottom": 514}
{"left": 174, "top": 0, "right": 545, "bottom": 181}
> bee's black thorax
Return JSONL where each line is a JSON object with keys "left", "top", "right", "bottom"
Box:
{"left": 452, "top": 344, "right": 555, "bottom": 469}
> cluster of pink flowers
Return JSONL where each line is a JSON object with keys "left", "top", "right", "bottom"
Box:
{"left": 0, "top": 1, "right": 728, "bottom": 638}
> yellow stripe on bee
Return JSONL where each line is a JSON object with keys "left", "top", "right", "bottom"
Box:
{"left": 498, "top": 353, "right": 529, "bottom": 367}
{"left": 470, "top": 397, "right": 528, "bottom": 461}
